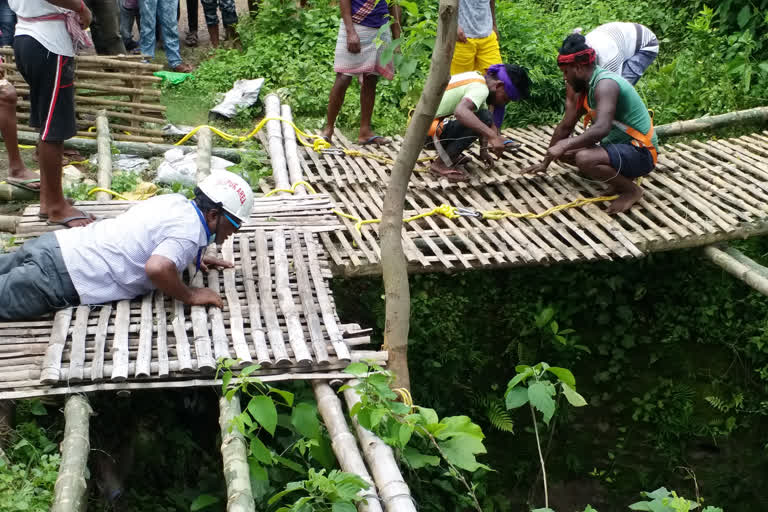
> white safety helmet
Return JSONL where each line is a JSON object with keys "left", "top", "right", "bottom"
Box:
{"left": 196, "top": 170, "right": 254, "bottom": 226}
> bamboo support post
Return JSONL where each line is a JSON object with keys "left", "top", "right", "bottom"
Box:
{"left": 0, "top": 183, "right": 38, "bottom": 202}
{"left": 50, "top": 395, "right": 93, "bottom": 512}
{"left": 280, "top": 105, "right": 306, "bottom": 195}
{"left": 196, "top": 127, "right": 213, "bottom": 183}
{"left": 0, "top": 215, "right": 20, "bottom": 233}
{"left": 264, "top": 94, "right": 290, "bottom": 194}
{"left": 656, "top": 106, "right": 768, "bottom": 138}
{"left": 342, "top": 381, "right": 416, "bottom": 512}
{"left": 703, "top": 245, "right": 768, "bottom": 296}
{"left": 95, "top": 112, "right": 112, "bottom": 201}
{"left": 313, "top": 381, "right": 382, "bottom": 512}
{"left": 9, "top": 132, "right": 245, "bottom": 161}
{"left": 219, "top": 394, "right": 256, "bottom": 512}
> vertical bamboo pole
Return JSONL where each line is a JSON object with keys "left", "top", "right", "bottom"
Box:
{"left": 219, "top": 395, "right": 256, "bottom": 512}
{"left": 196, "top": 127, "right": 213, "bottom": 183}
{"left": 95, "top": 111, "right": 112, "bottom": 202}
{"left": 280, "top": 104, "right": 305, "bottom": 195}
{"left": 51, "top": 395, "right": 93, "bottom": 512}
{"left": 264, "top": 94, "right": 290, "bottom": 194}
{"left": 313, "top": 381, "right": 382, "bottom": 512}
{"left": 342, "top": 381, "right": 416, "bottom": 512}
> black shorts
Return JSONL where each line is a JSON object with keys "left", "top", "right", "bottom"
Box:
{"left": 603, "top": 143, "right": 655, "bottom": 178}
{"left": 13, "top": 35, "right": 76, "bottom": 142}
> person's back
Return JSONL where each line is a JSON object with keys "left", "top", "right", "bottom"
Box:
{"left": 585, "top": 66, "right": 657, "bottom": 148}
{"left": 457, "top": 0, "right": 492, "bottom": 40}
{"left": 584, "top": 22, "right": 659, "bottom": 84}
{"left": 9, "top": 0, "right": 74, "bottom": 56}
{"left": 55, "top": 194, "right": 206, "bottom": 304}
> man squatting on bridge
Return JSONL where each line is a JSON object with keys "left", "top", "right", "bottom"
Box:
{"left": 524, "top": 33, "right": 659, "bottom": 213}
{"left": 427, "top": 63, "right": 531, "bottom": 182}
{"left": 0, "top": 171, "right": 255, "bottom": 321}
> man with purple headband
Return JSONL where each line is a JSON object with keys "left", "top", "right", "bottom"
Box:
{"left": 427, "top": 63, "right": 530, "bottom": 181}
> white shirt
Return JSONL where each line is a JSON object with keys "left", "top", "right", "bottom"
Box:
{"left": 586, "top": 22, "right": 658, "bottom": 74}
{"left": 8, "top": 0, "right": 75, "bottom": 57}
{"left": 55, "top": 195, "right": 209, "bottom": 305}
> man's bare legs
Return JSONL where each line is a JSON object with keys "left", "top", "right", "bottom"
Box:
{"left": 320, "top": 73, "right": 353, "bottom": 143}
{"left": 39, "top": 141, "right": 92, "bottom": 226}
{"left": 0, "top": 82, "right": 37, "bottom": 189}
{"left": 571, "top": 147, "right": 643, "bottom": 213}
{"left": 358, "top": 73, "right": 387, "bottom": 144}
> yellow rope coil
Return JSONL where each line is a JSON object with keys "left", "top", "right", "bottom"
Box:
{"left": 394, "top": 387, "right": 414, "bottom": 408}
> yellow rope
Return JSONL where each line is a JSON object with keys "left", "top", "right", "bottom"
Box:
{"left": 86, "top": 187, "right": 130, "bottom": 201}
{"left": 394, "top": 387, "right": 414, "bottom": 408}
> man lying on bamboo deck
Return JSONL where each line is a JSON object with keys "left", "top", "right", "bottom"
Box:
{"left": 0, "top": 170, "right": 254, "bottom": 321}
{"left": 427, "top": 63, "right": 531, "bottom": 182}
{"left": 524, "top": 33, "right": 658, "bottom": 213}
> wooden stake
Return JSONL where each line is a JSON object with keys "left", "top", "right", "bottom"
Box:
{"left": 342, "top": 381, "right": 416, "bottom": 512}
{"left": 95, "top": 111, "right": 112, "bottom": 202}
{"left": 51, "top": 395, "right": 93, "bottom": 512}
{"left": 219, "top": 394, "right": 256, "bottom": 512}
{"left": 313, "top": 381, "right": 383, "bottom": 512}
{"left": 196, "top": 127, "right": 213, "bottom": 183}
{"left": 280, "top": 105, "right": 305, "bottom": 195}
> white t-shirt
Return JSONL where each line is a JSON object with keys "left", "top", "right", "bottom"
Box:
{"left": 8, "top": 0, "right": 74, "bottom": 57}
{"left": 55, "top": 195, "right": 209, "bottom": 305}
{"left": 586, "top": 22, "right": 658, "bottom": 74}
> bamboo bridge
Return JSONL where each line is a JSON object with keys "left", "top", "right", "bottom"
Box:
{"left": 1, "top": 87, "right": 768, "bottom": 512}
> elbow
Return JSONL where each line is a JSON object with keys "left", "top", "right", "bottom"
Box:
{"left": 145, "top": 256, "right": 173, "bottom": 281}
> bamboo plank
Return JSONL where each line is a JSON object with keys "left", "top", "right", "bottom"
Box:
{"left": 39, "top": 308, "right": 73, "bottom": 384}
{"left": 190, "top": 266, "right": 216, "bottom": 372}
{"left": 67, "top": 306, "right": 90, "bottom": 382}
{"left": 110, "top": 300, "right": 130, "bottom": 381}
{"left": 172, "top": 299, "right": 194, "bottom": 372}
{"left": 273, "top": 230, "right": 313, "bottom": 366}
{"left": 290, "top": 232, "right": 330, "bottom": 365}
{"left": 135, "top": 292, "right": 154, "bottom": 378}
{"left": 255, "top": 230, "right": 291, "bottom": 365}
{"left": 221, "top": 239, "right": 250, "bottom": 364}
{"left": 154, "top": 293, "right": 170, "bottom": 377}
{"left": 239, "top": 233, "right": 271, "bottom": 366}
{"left": 207, "top": 262, "right": 232, "bottom": 363}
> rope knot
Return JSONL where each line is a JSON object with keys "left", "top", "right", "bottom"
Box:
{"left": 313, "top": 138, "right": 331, "bottom": 152}
{"left": 435, "top": 204, "right": 459, "bottom": 219}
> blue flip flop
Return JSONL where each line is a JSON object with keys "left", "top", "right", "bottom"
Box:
{"left": 360, "top": 135, "right": 391, "bottom": 146}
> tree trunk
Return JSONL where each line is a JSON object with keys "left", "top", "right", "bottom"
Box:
{"left": 51, "top": 395, "right": 93, "bottom": 512}
{"left": 219, "top": 394, "right": 256, "bottom": 512}
{"left": 379, "top": 0, "right": 459, "bottom": 390}
{"left": 655, "top": 106, "right": 768, "bottom": 138}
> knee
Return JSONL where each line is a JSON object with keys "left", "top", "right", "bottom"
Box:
{"left": 0, "top": 83, "right": 17, "bottom": 106}
{"left": 476, "top": 109, "right": 492, "bottom": 127}
{"left": 573, "top": 149, "right": 593, "bottom": 170}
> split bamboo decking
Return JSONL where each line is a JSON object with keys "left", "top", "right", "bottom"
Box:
{"left": 276, "top": 127, "right": 768, "bottom": 276}
{"left": 0, "top": 197, "right": 382, "bottom": 400}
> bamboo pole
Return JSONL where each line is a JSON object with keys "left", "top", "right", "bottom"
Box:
{"left": 342, "top": 381, "right": 416, "bottom": 512}
{"left": 703, "top": 245, "right": 768, "bottom": 296}
{"left": 51, "top": 395, "right": 93, "bottom": 512}
{"left": 313, "top": 381, "right": 382, "bottom": 512}
{"left": 0, "top": 216, "right": 20, "bottom": 232}
{"left": 281, "top": 105, "right": 306, "bottom": 195}
{"left": 264, "top": 94, "right": 290, "bottom": 194}
{"left": 74, "top": 95, "right": 167, "bottom": 112}
{"left": 656, "top": 106, "right": 768, "bottom": 138}
{"left": 0, "top": 183, "right": 37, "bottom": 202}
{"left": 196, "top": 127, "right": 213, "bottom": 183}
{"left": 95, "top": 112, "right": 112, "bottom": 202}
{"left": 219, "top": 394, "right": 256, "bottom": 512}
{"left": 9, "top": 132, "right": 246, "bottom": 161}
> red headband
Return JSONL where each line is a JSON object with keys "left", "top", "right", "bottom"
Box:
{"left": 557, "top": 48, "right": 596, "bottom": 66}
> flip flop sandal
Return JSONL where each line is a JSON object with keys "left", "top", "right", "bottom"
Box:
{"left": 359, "top": 135, "right": 390, "bottom": 146}
{"left": 6, "top": 177, "right": 41, "bottom": 192}
{"left": 429, "top": 167, "right": 469, "bottom": 183}
{"left": 45, "top": 209, "right": 97, "bottom": 228}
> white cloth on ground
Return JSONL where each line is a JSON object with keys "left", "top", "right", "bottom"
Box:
{"left": 55, "top": 194, "right": 208, "bottom": 305}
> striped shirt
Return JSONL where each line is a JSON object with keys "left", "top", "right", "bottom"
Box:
{"left": 55, "top": 194, "right": 209, "bottom": 305}
{"left": 586, "top": 22, "right": 658, "bottom": 75}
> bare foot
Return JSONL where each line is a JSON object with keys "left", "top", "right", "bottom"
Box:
{"left": 319, "top": 126, "right": 333, "bottom": 144}
{"left": 7, "top": 168, "right": 40, "bottom": 191}
{"left": 429, "top": 160, "right": 469, "bottom": 182}
{"left": 606, "top": 185, "right": 643, "bottom": 214}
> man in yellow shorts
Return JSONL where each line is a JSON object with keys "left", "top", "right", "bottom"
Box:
{"left": 451, "top": 0, "right": 502, "bottom": 76}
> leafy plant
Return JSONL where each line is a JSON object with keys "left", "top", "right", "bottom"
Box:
{"left": 342, "top": 361, "right": 490, "bottom": 512}
{"left": 629, "top": 487, "right": 700, "bottom": 511}
{"left": 268, "top": 468, "right": 369, "bottom": 512}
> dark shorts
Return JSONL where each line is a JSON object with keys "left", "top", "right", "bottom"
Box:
{"left": 603, "top": 143, "right": 655, "bottom": 178}
{"left": 13, "top": 35, "right": 76, "bottom": 142}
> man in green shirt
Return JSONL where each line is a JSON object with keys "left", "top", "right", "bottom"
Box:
{"left": 525, "top": 33, "right": 657, "bottom": 213}
{"left": 429, "top": 63, "right": 530, "bottom": 181}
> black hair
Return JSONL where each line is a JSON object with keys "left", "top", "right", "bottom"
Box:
{"left": 489, "top": 63, "right": 532, "bottom": 99}
{"left": 559, "top": 33, "right": 590, "bottom": 55}
{"left": 193, "top": 187, "right": 222, "bottom": 213}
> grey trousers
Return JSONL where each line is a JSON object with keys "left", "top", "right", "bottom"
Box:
{"left": 0, "top": 233, "right": 80, "bottom": 321}
{"left": 85, "top": 0, "right": 127, "bottom": 55}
